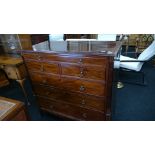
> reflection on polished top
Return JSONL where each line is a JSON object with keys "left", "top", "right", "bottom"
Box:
{"left": 0, "top": 55, "right": 23, "bottom": 66}
{"left": 19, "top": 41, "right": 122, "bottom": 57}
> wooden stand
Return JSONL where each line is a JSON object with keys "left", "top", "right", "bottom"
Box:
{"left": 0, "top": 55, "right": 30, "bottom": 106}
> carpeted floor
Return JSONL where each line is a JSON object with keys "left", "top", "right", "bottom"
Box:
{"left": 0, "top": 46, "right": 155, "bottom": 121}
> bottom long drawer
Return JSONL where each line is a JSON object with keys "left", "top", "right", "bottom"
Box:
{"left": 37, "top": 96, "right": 105, "bottom": 121}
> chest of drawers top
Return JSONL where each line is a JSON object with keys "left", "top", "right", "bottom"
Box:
{"left": 20, "top": 41, "right": 121, "bottom": 58}
{"left": 20, "top": 41, "right": 121, "bottom": 65}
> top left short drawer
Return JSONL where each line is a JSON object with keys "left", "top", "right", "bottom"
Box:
{"left": 22, "top": 53, "right": 42, "bottom": 60}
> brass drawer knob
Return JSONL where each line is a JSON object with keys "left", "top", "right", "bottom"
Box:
{"left": 79, "top": 58, "right": 83, "bottom": 63}
{"left": 80, "top": 71, "right": 84, "bottom": 75}
{"left": 82, "top": 113, "right": 87, "bottom": 118}
{"left": 80, "top": 71, "right": 84, "bottom": 77}
{"left": 42, "top": 80, "right": 47, "bottom": 84}
{"left": 80, "top": 86, "right": 85, "bottom": 91}
{"left": 81, "top": 99, "right": 85, "bottom": 105}
{"left": 41, "top": 65, "right": 44, "bottom": 72}
{"left": 38, "top": 55, "right": 41, "bottom": 60}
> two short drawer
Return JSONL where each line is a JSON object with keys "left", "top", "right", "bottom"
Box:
{"left": 25, "top": 60, "right": 106, "bottom": 81}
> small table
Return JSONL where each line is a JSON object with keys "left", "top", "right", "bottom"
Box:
{"left": 0, "top": 55, "right": 30, "bottom": 105}
{"left": 0, "top": 96, "right": 28, "bottom": 121}
{"left": 0, "top": 70, "right": 9, "bottom": 87}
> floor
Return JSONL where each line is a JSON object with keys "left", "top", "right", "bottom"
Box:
{"left": 0, "top": 46, "right": 155, "bottom": 121}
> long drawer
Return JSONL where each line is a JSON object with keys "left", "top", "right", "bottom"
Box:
{"left": 61, "top": 63, "right": 106, "bottom": 81}
{"left": 37, "top": 96, "right": 105, "bottom": 121}
{"left": 23, "top": 53, "right": 108, "bottom": 66}
{"left": 25, "top": 60, "right": 106, "bottom": 81}
{"left": 33, "top": 84, "right": 106, "bottom": 112}
{"left": 47, "top": 55, "right": 108, "bottom": 66}
{"left": 29, "top": 72, "right": 106, "bottom": 97}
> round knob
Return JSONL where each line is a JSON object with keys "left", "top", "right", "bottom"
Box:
{"left": 38, "top": 55, "right": 41, "bottom": 60}
{"left": 79, "top": 58, "right": 83, "bottom": 63}
{"left": 80, "top": 71, "right": 84, "bottom": 77}
{"left": 41, "top": 65, "right": 44, "bottom": 72}
{"left": 82, "top": 113, "right": 87, "bottom": 118}
{"left": 42, "top": 80, "right": 46, "bottom": 84}
{"left": 80, "top": 68, "right": 84, "bottom": 77}
{"left": 80, "top": 86, "right": 85, "bottom": 91}
{"left": 81, "top": 99, "right": 85, "bottom": 105}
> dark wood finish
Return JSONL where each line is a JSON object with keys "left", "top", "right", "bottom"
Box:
{"left": 33, "top": 84, "right": 106, "bottom": 112}
{"left": 61, "top": 76, "right": 105, "bottom": 96}
{"left": 25, "top": 60, "right": 42, "bottom": 72}
{"left": 61, "top": 63, "right": 106, "bottom": 80}
{"left": 38, "top": 96, "right": 105, "bottom": 121}
{"left": 20, "top": 41, "right": 122, "bottom": 120}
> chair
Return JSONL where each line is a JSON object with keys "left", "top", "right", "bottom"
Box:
{"left": 32, "top": 41, "right": 50, "bottom": 51}
{"left": 114, "top": 40, "right": 155, "bottom": 86}
{"left": 50, "top": 41, "right": 67, "bottom": 51}
{"left": 49, "top": 34, "right": 67, "bottom": 51}
{"left": 97, "top": 34, "right": 117, "bottom": 41}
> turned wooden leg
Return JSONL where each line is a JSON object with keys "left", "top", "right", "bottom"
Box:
{"left": 16, "top": 79, "right": 30, "bottom": 106}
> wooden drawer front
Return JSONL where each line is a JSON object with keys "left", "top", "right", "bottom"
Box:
{"left": 42, "top": 54, "right": 80, "bottom": 63}
{"left": 61, "top": 63, "right": 106, "bottom": 81}
{"left": 81, "top": 57, "right": 108, "bottom": 66}
{"left": 26, "top": 61, "right": 59, "bottom": 74}
{"left": 30, "top": 73, "right": 105, "bottom": 96}
{"left": 61, "top": 77, "right": 105, "bottom": 96}
{"left": 33, "top": 84, "right": 62, "bottom": 100}
{"left": 65, "top": 92, "right": 105, "bottom": 112}
{"left": 33, "top": 85, "right": 105, "bottom": 112}
{"left": 25, "top": 61, "right": 42, "bottom": 72}
{"left": 38, "top": 97, "right": 105, "bottom": 121}
{"left": 43, "top": 62, "right": 59, "bottom": 74}
{"left": 29, "top": 72, "right": 43, "bottom": 83}
{"left": 29, "top": 72, "right": 61, "bottom": 87}
{"left": 22, "top": 53, "right": 41, "bottom": 60}
{"left": 41, "top": 54, "right": 107, "bottom": 66}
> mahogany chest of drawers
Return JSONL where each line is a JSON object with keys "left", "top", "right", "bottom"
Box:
{"left": 20, "top": 41, "right": 121, "bottom": 121}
